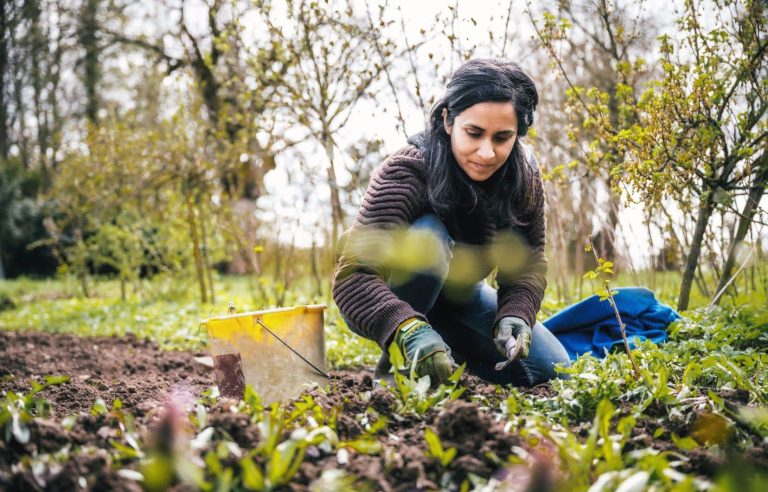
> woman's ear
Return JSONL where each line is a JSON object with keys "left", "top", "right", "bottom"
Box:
{"left": 442, "top": 108, "right": 452, "bottom": 135}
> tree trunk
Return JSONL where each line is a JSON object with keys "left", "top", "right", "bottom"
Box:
{"left": 0, "top": 3, "right": 9, "bottom": 161}
{"left": 74, "top": 229, "right": 90, "bottom": 298}
{"left": 311, "top": 241, "right": 323, "bottom": 299}
{"left": 186, "top": 192, "right": 208, "bottom": 304}
{"left": 0, "top": 238, "right": 5, "bottom": 280}
{"left": 645, "top": 218, "right": 656, "bottom": 289}
{"left": 29, "top": 2, "right": 51, "bottom": 180}
{"left": 79, "top": 0, "right": 100, "bottom": 124}
{"left": 678, "top": 195, "right": 715, "bottom": 311}
{"left": 12, "top": 54, "right": 28, "bottom": 169}
{"left": 323, "top": 130, "right": 344, "bottom": 254}
{"left": 575, "top": 207, "right": 587, "bottom": 299}
{"left": 198, "top": 196, "right": 216, "bottom": 304}
{"left": 712, "top": 160, "right": 768, "bottom": 303}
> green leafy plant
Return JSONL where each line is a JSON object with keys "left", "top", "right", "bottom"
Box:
{"left": 386, "top": 340, "right": 467, "bottom": 415}
{"left": 0, "top": 376, "right": 68, "bottom": 445}
{"left": 424, "top": 427, "right": 457, "bottom": 467}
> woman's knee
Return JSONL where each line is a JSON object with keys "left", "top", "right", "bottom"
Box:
{"left": 521, "top": 322, "right": 571, "bottom": 384}
{"left": 387, "top": 214, "right": 454, "bottom": 314}
{"left": 408, "top": 214, "right": 454, "bottom": 277}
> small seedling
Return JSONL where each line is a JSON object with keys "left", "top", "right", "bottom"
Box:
{"left": 584, "top": 236, "right": 640, "bottom": 377}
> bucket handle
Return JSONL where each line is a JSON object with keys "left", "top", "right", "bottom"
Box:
{"left": 254, "top": 318, "right": 329, "bottom": 379}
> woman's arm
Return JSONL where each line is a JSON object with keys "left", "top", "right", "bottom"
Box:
{"left": 332, "top": 145, "right": 428, "bottom": 349}
{"left": 494, "top": 156, "right": 548, "bottom": 329}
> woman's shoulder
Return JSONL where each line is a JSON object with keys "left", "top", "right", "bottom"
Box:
{"left": 373, "top": 143, "right": 427, "bottom": 181}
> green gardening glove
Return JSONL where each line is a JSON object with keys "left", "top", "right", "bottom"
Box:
{"left": 493, "top": 316, "right": 532, "bottom": 364}
{"left": 393, "top": 318, "right": 453, "bottom": 385}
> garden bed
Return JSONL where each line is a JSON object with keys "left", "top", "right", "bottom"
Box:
{"left": 1, "top": 324, "right": 766, "bottom": 491}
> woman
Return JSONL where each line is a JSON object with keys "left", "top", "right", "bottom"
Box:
{"left": 332, "top": 59, "right": 570, "bottom": 386}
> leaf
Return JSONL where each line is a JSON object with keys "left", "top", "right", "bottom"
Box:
{"left": 671, "top": 433, "right": 699, "bottom": 451}
{"left": 191, "top": 427, "right": 215, "bottom": 450}
{"left": 92, "top": 398, "right": 108, "bottom": 416}
{"left": 125, "top": 432, "right": 141, "bottom": 452}
{"left": 388, "top": 339, "right": 405, "bottom": 370}
{"left": 62, "top": 415, "right": 78, "bottom": 430}
{"left": 110, "top": 439, "right": 143, "bottom": 459}
{"left": 424, "top": 427, "right": 443, "bottom": 457}
{"left": 44, "top": 375, "right": 70, "bottom": 385}
{"left": 117, "top": 469, "right": 144, "bottom": 482}
{"left": 196, "top": 403, "right": 208, "bottom": 429}
{"left": 414, "top": 376, "right": 430, "bottom": 400}
{"left": 708, "top": 390, "right": 725, "bottom": 408}
{"left": 11, "top": 414, "right": 29, "bottom": 444}
{"left": 614, "top": 471, "right": 650, "bottom": 492}
{"left": 342, "top": 439, "right": 382, "bottom": 454}
{"left": 268, "top": 439, "right": 303, "bottom": 485}
{"left": 240, "top": 456, "right": 265, "bottom": 490}
{"left": 448, "top": 363, "right": 466, "bottom": 384}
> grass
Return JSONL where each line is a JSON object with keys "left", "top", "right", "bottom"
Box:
{"left": 0, "top": 268, "right": 765, "bottom": 364}
{"left": 0, "top": 273, "right": 382, "bottom": 363}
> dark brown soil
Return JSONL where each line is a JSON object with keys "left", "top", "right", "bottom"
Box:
{"left": 0, "top": 330, "right": 213, "bottom": 416}
{"left": 0, "top": 331, "right": 214, "bottom": 490}
{"left": 1, "top": 331, "right": 766, "bottom": 491}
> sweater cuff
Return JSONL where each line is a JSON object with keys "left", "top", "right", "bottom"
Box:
{"left": 494, "top": 302, "right": 536, "bottom": 330}
{"left": 371, "top": 302, "right": 426, "bottom": 350}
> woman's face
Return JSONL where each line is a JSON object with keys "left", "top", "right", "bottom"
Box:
{"left": 444, "top": 101, "right": 518, "bottom": 182}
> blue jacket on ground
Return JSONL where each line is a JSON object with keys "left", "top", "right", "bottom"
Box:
{"left": 542, "top": 287, "right": 680, "bottom": 360}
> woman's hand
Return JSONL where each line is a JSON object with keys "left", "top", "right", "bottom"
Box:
{"left": 494, "top": 316, "right": 532, "bottom": 361}
{"left": 393, "top": 318, "right": 453, "bottom": 385}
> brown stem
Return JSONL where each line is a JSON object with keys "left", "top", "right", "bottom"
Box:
{"left": 678, "top": 195, "right": 715, "bottom": 311}
{"left": 588, "top": 236, "right": 640, "bottom": 377}
{"left": 198, "top": 195, "right": 216, "bottom": 304}
{"left": 186, "top": 191, "right": 208, "bottom": 304}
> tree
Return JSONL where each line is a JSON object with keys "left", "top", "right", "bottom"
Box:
{"left": 599, "top": 0, "right": 767, "bottom": 310}
{"left": 534, "top": 0, "right": 766, "bottom": 310}
{"left": 530, "top": 0, "right": 657, "bottom": 276}
{"left": 262, "top": 0, "right": 395, "bottom": 252}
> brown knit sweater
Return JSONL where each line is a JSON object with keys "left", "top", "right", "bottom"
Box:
{"left": 332, "top": 144, "right": 547, "bottom": 349}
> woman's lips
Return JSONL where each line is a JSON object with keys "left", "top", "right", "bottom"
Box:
{"left": 469, "top": 161, "right": 494, "bottom": 172}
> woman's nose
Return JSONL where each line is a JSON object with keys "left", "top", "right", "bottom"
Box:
{"left": 477, "top": 140, "right": 495, "bottom": 160}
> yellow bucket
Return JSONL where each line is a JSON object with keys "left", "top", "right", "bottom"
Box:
{"left": 202, "top": 304, "right": 327, "bottom": 404}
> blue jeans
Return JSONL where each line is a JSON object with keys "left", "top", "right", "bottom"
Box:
{"left": 370, "top": 214, "right": 570, "bottom": 386}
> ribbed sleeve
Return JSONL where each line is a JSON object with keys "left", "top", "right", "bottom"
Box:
{"left": 494, "top": 156, "right": 548, "bottom": 329}
{"left": 332, "top": 146, "right": 429, "bottom": 349}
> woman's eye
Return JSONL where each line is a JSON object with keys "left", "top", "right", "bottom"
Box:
{"left": 467, "top": 131, "right": 481, "bottom": 138}
{"left": 494, "top": 136, "right": 512, "bottom": 143}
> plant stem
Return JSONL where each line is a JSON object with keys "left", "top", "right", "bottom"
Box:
{"left": 588, "top": 236, "right": 640, "bottom": 377}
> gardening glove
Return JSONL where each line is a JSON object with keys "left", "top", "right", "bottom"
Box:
{"left": 393, "top": 318, "right": 453, "bottom": 385}
{"left": 493, "top": 316, "right": 532, "bottom": 370}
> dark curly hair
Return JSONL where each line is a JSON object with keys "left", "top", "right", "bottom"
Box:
{"left": 422, "top": 59, "right": 540, "bottom": 227}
